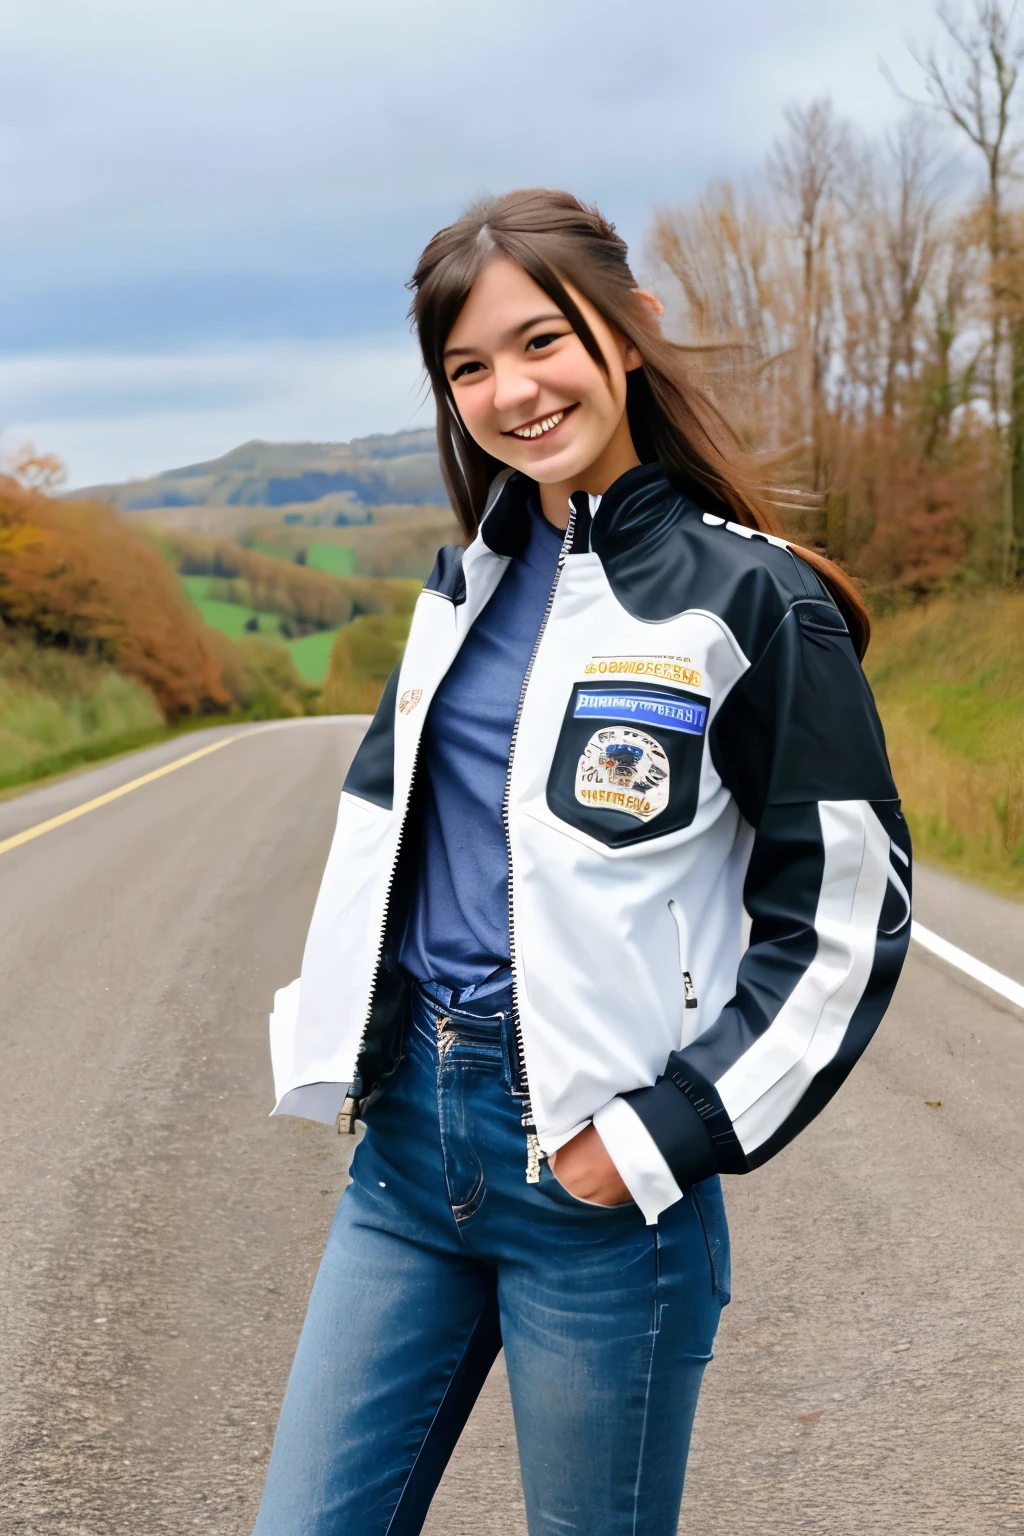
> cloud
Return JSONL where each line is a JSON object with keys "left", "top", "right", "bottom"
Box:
{"left": 3, "top": 0, "right": 947, "bottom": 479}
{"left": 7, "top": 0, "right": 942, "bottom": 312}
{"left": 0, "top": 338, "right": 433, "bottom": 487}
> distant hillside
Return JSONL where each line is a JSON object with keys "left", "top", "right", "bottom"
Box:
{"left": 159, "top": 526, "right": 421, "bottom": 686}
{"left": 77, "top": 430, "right": 447, "bottom": 512}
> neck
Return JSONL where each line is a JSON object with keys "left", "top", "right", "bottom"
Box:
{"left": 537, "top": 412, "right": 641, "bottom": 530}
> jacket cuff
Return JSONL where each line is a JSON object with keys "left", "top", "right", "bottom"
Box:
{"left": 619, "top": 1077, "right": 721, "bottom": 1190}
{"left": 591, "top": 1097, "right": 685, "bottom": 1225}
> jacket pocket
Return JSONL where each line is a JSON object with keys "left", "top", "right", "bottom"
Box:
{"left": 545, "top": 679, "right": 710, "bottom": 848}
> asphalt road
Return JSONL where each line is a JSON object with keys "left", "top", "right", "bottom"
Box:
{"left": 0, "top": 718, "right": 1021, "bottom": 1535}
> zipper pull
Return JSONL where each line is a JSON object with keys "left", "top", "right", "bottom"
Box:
{"left": 336, "top": 1094, "right": 360, "bottom": 1135}
{"left": 435, "top": 1013, "right": 456, "bottom": 1062}
{"left": 525, "top": 1131, "right": 543, "bottom": 1184}
{"left": 683, "top": 971, "right": 698, "bottom": 1009}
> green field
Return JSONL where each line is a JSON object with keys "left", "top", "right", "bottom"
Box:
{"left": 244, "top": 540, "right": 356, "bottom": 577}
{"left": 179, "top": 575, "right": 341, "bottom": 684}
{"left": 179, "top": 576, "right": 273, "bottom": 639}
{"left": 286, "top": 628, "right": 343, "bottom": 683}
{"left": 306, "top": 541, "right": 356, "bottom": 577}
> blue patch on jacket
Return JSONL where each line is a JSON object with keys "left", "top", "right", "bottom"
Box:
{"left": 574, "top": 688, "right": 708, "bottom": 735}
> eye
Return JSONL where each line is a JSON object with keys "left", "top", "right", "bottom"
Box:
{"left": 525, "top": 331, "right": 563, "bottom": 353}
{"left": 450, "top": 359, "right": 484, "bottom": 381}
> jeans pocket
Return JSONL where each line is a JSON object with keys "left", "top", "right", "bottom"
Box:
{"left": 689, "top": 1175, "right": 731, "bottom": 1304}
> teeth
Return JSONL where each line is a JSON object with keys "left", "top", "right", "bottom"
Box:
{"left": 512, "top": 410, "right": 565, "bottom": 440}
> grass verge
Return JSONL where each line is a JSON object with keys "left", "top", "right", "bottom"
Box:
{"left": 867, "top": 588, "right": 1024, "bottom": 899}
{"left": 0, "top": 711, "right": 256, "bottom": 799}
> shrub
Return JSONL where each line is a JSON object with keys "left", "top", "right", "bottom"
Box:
{"left": 0, "top": 483, "right": 231, "bottom": 720}
{"left": 320, "top": 613, "right": 413, "bottom": 714}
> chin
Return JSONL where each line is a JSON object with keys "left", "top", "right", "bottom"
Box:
{"left": 531, "top": 457, "right": 592, "bottom": 486}
{"left": 511, "top": 445, "right": 595, "bottom": 485}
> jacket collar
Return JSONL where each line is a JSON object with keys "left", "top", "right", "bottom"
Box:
{"left": 477, "top": 469, "right": 532, "bottom": 557}
{"left": 477, "top": 461, "right": 694, "bottom": 559}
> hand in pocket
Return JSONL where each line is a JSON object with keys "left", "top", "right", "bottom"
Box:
{"left": 550, "top": 1124, "right": 633, "bottom": 1207}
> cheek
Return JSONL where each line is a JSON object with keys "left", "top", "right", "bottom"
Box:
{"left": 453, "top": 387, "right": 499, "bottom": 443}
{"left": 561, "top": 355, "right": 623, "bottom": 422}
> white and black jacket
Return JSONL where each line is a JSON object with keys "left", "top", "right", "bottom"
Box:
{"left": 269, "top": 462, "right": 912, "bottom": 1223}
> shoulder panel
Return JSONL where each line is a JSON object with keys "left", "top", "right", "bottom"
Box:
{"left": 342, "top": 665, "right": 400, "bottom": 810}
{"left": 594, "top": 491, "right": 832, "bottom": 663}
{"left": 423, "top": 544, "right": 467, "bottom": 605}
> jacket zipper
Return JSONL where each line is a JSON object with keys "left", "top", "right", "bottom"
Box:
{"left": 503, "top": 498, "right": 579, "bottom": 1182}
{"left": 336, "top": 733, "right": 424, "bottom": 1135}
{"left": 339, "top": 494, "right": 579, "bottom": 1148}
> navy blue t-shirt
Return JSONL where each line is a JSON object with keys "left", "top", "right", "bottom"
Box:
{"left": 399, "top": 494, "right": 564, "bottom": 987}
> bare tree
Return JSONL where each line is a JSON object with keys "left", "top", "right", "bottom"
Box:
{"left": 920, "top": 217, "right": 985, "bottom": 456}
{"left": 649, "top": 92, "right": 992, "bottom": 581}
{"left": 5, "top": 442, "right": 67, "bottom": 495}
{"left": 768, "top": 98, "right": 852, "bottom": 487}
{"left": 880, "top": 118, "right": 945, "bottom": 416}
{"left": 909, "top": 2, "right": 1023, "bottom": 416}
{"left": 650, "top": 181, "right": 797, "bottom": 440}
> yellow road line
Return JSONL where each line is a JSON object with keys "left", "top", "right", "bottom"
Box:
{"left": 0, "top": 737, "right": 238, "bottom": 859}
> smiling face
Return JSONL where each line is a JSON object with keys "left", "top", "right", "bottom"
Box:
{"left": 442, "top": 256, "right": 644, "bottom": 518}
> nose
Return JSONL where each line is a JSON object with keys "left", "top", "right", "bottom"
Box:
{"left": 491, "top": 358, "right": 538, "bottom": 419}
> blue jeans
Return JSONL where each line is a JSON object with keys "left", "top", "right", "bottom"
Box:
{"left": 253, "top": 976, "right": 730, "bottom": 1535}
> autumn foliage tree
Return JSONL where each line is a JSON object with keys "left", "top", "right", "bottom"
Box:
{"left": 5, "top": 442, "right": 68, "bottom": 495}
{"left": 0, "top": 481, "right": 232, "bottom": 720}
{"left": 648, "top": 83, "right": 1010, "bottom": 595}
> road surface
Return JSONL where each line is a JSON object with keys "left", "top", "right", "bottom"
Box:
{"left": 0, "top": 718, "right": 1021, "bottom": 1535}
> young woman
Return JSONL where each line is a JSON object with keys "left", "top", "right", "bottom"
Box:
{"left": 256, "top": 189, "right": 912, "bottom": 1535}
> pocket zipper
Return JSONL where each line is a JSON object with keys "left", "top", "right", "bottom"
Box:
{"left": 668, "top": 899, "right": 699, "bottom": 1015}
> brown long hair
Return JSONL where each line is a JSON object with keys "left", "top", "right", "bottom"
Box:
{"left": 407, "top": 188, "right": 870, "bottom": 657}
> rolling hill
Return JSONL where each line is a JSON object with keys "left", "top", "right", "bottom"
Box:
{"left": 75, "top": 430, "right": 447, "bottom": 512}
{"left": 75, "top": 429, "right": 460, "bottom": 580}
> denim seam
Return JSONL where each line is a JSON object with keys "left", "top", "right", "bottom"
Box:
{"left": 629, "top": 1229, "right": 661, "bottom": 1535}
{"left": 452, "top": 1169, "right": 486, "bottom": 1223}
{"left": 382, "top": 1302, "right": 493, "bottom": 1536}
{"left": 690, "top": 1184, "right": 724, "bottom": 1299}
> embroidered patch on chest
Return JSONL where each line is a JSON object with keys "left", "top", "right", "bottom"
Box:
{"left": 573, "top": 687, "right": 708, "bottom": 735}
{"left": 575, "top": 727, "right": 670, "bottom": 822}
{"left": 583, "top": 655, "right": 703, "bottom": 690}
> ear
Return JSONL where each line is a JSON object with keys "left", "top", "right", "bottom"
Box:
{"left": 624, "top": 288, "right": 663, "bottom": 371}
{"left": 633, "top": 288, "right": 664, "bottom": 318}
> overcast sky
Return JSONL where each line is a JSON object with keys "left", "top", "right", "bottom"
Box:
{"left": 2, "top": 0, "right": 953, "bottom": 486}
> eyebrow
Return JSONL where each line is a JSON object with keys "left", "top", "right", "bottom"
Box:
{"left": 443, "top": 312, "right": 568, "bottom": 360}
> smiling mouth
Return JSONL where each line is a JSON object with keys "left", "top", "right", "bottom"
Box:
{"left": 505, "top": 404, "right": 578, "bottom": 441}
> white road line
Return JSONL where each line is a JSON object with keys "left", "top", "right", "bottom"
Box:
{"left": 9, "top": 718, "right": 1020, "bottom": 1020}
{"left": 911, "top": 920, "right": 1024, "bottom": 1011}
